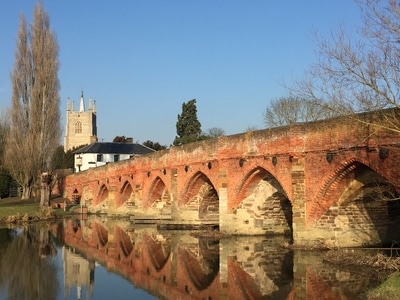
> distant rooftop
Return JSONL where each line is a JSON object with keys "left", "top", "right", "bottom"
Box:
{"left": 74, "top": 142, "right": 155, "bottom": 155}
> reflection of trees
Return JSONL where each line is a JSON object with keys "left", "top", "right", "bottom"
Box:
{"left": 0, "top": 228, "right": 13, "bottom": 292}
{"left": 0, "top": 224, "right": 58, "bottom": 300}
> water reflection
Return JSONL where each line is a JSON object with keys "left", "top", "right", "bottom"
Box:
{"left": 0, "top": 217, "right": 389, "bottom": 299}
{"left": 62, "top": 246, "right": 95, "bottom": 299}
{"left": 0, "top": 223, "right": 58, "bottom": 300}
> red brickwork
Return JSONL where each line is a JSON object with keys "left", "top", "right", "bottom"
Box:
{"left": 54, "top": 219, "right": 377, "bottom": 298}
{"left": 62, "top": 110, "right": 400, "bottom": 246}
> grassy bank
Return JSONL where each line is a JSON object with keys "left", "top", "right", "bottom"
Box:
{"left": 324, "top": 249, "right": 400, "bottom": 298}
{"left": 0, "top": 196, "right": 68, "bottom": 223}
{"left": 367, "top": 271, "right": 400, "bottom": 299}
{"left": 0, "top": 197, "right": 42, "bottom": 219}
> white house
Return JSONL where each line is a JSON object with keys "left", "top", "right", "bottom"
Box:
{"left": 73, "top": 142, "right": 155, "bottom": 172}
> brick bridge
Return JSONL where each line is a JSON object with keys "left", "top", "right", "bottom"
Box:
{"left": 63, "top": 111, "right": 400, "bottom": 247}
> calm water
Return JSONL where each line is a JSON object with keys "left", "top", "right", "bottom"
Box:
{"left": 0, "top": 216, "right": 389, "bottom": 300}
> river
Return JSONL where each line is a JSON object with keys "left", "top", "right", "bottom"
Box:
{"left": 0, "top": 216, "right": 392, "bottom": 299}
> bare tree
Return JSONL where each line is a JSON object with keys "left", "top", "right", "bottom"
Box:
{"left": 5, "top": 2, "right": 60, "bottom": 204}
{"left": 245, "top": 125, "right": 259, "bottom": 132}
{"left": 263, "top": 96, "right": 335, "bottom": 128}
{"left": 291, "top": 0, "right": 400, "bottom": 133}
{"left": 204, "top": 127, "right": 225, "bottom": 138}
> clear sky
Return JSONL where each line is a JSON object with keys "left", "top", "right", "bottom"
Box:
{"left": 0, "top": 0, "right": 361, "bottom": 146}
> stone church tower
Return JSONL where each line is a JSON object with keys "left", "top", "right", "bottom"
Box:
{"left": 64, "top": 91, "right": 98, "bottom": 151}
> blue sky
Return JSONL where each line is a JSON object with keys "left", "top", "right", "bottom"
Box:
{"left": 0, "top": 1, "right": 361, "bottom": 146}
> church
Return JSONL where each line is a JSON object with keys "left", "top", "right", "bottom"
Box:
{"left": 64, "top": 92, "right": 154, "bottom": 172}
{"left": 64, "top": 91, "right": 97, "bottom": 152}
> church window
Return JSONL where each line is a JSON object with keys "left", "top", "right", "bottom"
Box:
{"left": 75, "top": 121, "right": 82, "bottom": 133}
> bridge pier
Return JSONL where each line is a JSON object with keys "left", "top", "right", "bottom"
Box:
{"left": 290, "top": 157, "right": 307, "bottom": 247}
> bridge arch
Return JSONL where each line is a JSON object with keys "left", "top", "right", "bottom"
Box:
{"left": 143, "top": 234, "right": 171, "bottom": 272}
{"left": 95, "top": 184, "right": 109, "bottom": 205}
{"left": 178, "top": 240, "right": 219, "bottom": 291}
{"left": 147, "top": 176, "right": 171, "bottom": 216}
{"left": 92, "top": 222, "right": 109, "bottom": 250}
{"left": 234, "top": 167, "right": 292, "bottom": 235}
{"left": 338, "top": 168, "right": 397, "bottom": 206}
{"left": 65, "top": 185, "right": 82, "bottom": 201}
{"left": 114, "top": 226, "right": 134, "bottom": 263}
{"left": 181, "top": 171, "right": 219, "bottom": 221}
{"left": 235, "top": 167, "right": 289, "bottom": 207}
{"left": 117, "top": 181, "right": 133, "bottom": 208}
{"left": 310, "top": 159, "right": 400, "bottom": 246}
{"left": 310, "top": 159, "right": 399, "bottom": 222}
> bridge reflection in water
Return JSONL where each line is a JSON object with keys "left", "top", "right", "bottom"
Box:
{"left": 48, "top": 215, "right": 386, "bottom": 299}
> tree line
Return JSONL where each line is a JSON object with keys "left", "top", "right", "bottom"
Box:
{"left": 1, "top": 0, "right": 399, "bottom": 204}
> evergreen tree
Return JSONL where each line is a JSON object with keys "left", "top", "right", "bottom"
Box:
{"left": 51, "top": 146, "right": 65, "bottom": 170}
{"left": 0, "top": 112, "right": 11, "bottom": 198}
{"left": 50, "top": 144, "right": 86, "bottom": 170}
{"left": 173, "top": 99, "right": 202, "bottom": 146}
{"left": 0, "top": 168, "right": 11, "bottom": 198}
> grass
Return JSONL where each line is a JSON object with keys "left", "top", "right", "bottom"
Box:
{"left": 0, "top": 197, "right": 41, "bottom": 219}
{"left": 0, "top": 196, "right": 68, "bottom": 220}
{"left": 367, "top": 271, "right": 400, "bottom": 299}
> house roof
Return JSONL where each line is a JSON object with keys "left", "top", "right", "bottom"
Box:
{"left": 74, "top": 142, "right": 155, "bottom": 155}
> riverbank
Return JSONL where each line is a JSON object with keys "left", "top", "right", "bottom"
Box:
{"left": 324, "top": 249, "right": 400, "bottom": 271}
{"left": 0, "top": 196, "right": 71, "bottom": 225}
{"left": 323, "top": 250, "right": 400, "bottom": 299}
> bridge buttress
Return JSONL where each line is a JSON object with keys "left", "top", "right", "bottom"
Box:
{"left": 107, "top": 185, "right": 117, "bottom": 211}
{"left": 218, "top": 168, "right": 229, "bottom": 283}
{"left": 290, "top": 157, "right": 307, "bottom": 246}
{"left": 170, "top": 168, "right": 179, "bottom": 220}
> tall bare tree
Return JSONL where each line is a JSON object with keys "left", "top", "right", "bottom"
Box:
{"left": 5, "top": 2, "right": 60, "bottom": 204}
{"left": 291, "top": 0, "right": 400, "bottom": 133}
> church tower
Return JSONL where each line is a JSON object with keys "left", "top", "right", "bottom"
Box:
{"left": 64, "top": 91, "right": 98, "bottom": 151}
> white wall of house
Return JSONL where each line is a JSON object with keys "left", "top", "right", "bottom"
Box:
{"left": 74, "top": 153, "right": 134, "bottom": 172}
